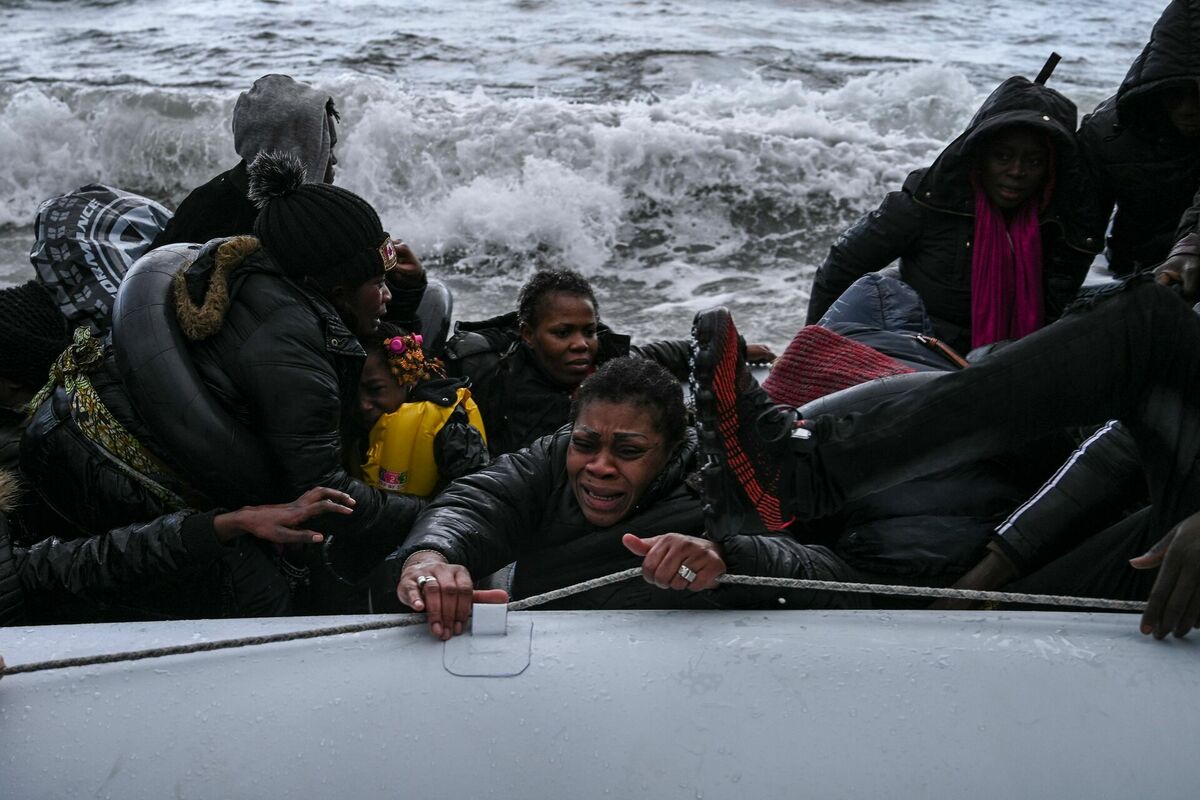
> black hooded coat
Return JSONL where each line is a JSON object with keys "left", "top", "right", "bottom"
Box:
{"left": 807, "top": 76, "right": 1101, "bottom": 354}
{"left": 1078, "top": 0, "right": 1200, "bottom": 274}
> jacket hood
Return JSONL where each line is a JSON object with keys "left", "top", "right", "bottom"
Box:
{"left": 1115, "top": 0, "right": 1200, "bottom": 124}
{"left": 173, "top": 235, "right": 360, "bottom": 358}
{"left": 409, "top": 375, "right": 472, "bottom": 407}
{"left": 173, "top": 236, "right": 265, "bottom": 340}
{"left": 233, "top": 74, "right": 337, "bottom": 186}
{"left": 910, "top": 75, "right": 1078, "bottom": 214}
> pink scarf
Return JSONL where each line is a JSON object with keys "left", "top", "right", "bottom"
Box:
{"left": 969, "top": 187, "right": 1044, "bottom": 349}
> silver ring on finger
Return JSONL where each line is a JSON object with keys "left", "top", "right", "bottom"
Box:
{"left": 677, "top": 564, "right": 697, "bottom": 583}
{"left": 416, "top": 575, "right": 438, "bottom": 591}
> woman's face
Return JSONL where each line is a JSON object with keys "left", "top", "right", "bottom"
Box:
{"left": 357, "top": 351, "right": 407, "bottom": 432}
{"left": 979, "top": 128, "right": 1049, "bottom": 211}
{"left": 520, "top": 292, "right": 599, "bottom": 387}
{"left": 337, "top": 274, "right": 392, "bottom": 338}
{"left": 566, "top": 400, "right": 671, "bottom": 528}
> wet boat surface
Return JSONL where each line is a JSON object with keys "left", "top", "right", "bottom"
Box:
{"left": 1, "top": 608, "right": 1195, "bottom": 798}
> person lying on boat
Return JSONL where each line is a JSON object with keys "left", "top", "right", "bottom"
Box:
{"left": 149, "top": 73, "right": 429, "bottom": 331}
{"left": 692, "top": 275, "right": 1200, "bottom": 641}
{"left": 1079, "top": 0, "right": 1200, "bottom": 277}
{"left": 443, "top": 268, "right": 774, "bottom": 457}
{"left": 392, "top": 357, "right": 853, "bottom": 641}
{"left": 806, "top": 73, "right": 1100, "bottom": 355}
{"left": 22, "top": 152, "right": 426, "bottom": 596}
{"left": 355, "top": 323, "right": 489, "bottom": 497}
{"left": 0, "top": 475, "right": 354, "bottom": 625}
{"left": 768, "top": 272, "right": 1075, "bottom": 587}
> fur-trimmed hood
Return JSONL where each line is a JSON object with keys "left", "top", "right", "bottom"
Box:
{"left": 0, "top": 469, "right": 20, "bottom": 516}
{"left": 173, "top": 235, "right": 264, "bottom": 341}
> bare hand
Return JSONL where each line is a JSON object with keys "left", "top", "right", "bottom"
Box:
{"left": 931, "top": 549, "right": 1018, "bottom": 610}
{"left": 213, "top": 487, "right": 355, "bottom": 545}
{"left": 387, "top": 240, "right": 425, "bottom": 289}
{"left": 1154, "top": 233, "right": 1200, "bottom": 301}
{"left": 622, "top": 532, "right": 726, "bottom": 591}
{"left": 746, "top": 343, "right": 777, "bottom": 364}
{"left": 397, "top": 552, "right": 508, "bottom": 640}
{"left": 1130, "top": 511, "right": 1200, "bottom": 639}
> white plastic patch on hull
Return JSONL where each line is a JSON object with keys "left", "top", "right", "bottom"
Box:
{"left": 2, "top": 609, "right": 1197, "bottom": 799}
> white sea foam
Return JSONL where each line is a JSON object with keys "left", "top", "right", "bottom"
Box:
{"left": 0, "top": 0, "right": 1168, "bottom": 341}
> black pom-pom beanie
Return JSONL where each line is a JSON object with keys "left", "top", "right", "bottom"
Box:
{"left": 248, "top": 151, "right": 388, "bottom": 290}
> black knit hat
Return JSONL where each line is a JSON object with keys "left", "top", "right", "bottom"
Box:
{"left": 248, "top": 151, "right": 395, "bottom": 290}
{"left": 0, "top": 281, "right": 69, "bottom": 389}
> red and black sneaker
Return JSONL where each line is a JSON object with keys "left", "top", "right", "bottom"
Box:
{"left": 691, "top": 307, "right": 805, "bottom": 540}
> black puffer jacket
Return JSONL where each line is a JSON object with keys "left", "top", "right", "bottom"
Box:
{"left": 168, "top": 237, "right": 424, "bottom": 580}
{"left": 5, "top": 511, "right": 234, "bottom": 624}
{"left": 151, "top": 163, "right": 258, "bottom": 249}
{"left": 19, "top": 240, "right": 425, "bottom": 580}
{"left": 808, "top": 76, "right": 1101, "bottom": 354}
{"left": 1079, "top": 0, "right": 1200, "bottom": 274}
{"left": 0, "top": 461, "right": 230, "bottom": 625}
{"left": 443, "top": 312, "right": 692, "bottom": 457}
{"left": 391, "top": 427, "right": 858, "bottom": 609}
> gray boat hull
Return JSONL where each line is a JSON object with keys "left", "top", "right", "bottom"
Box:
{"left": 2, "top": 609, "right": 1197, "bottom": 798}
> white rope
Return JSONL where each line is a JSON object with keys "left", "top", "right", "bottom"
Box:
{"left": 508, "top": 568, "right": 1146, "bottom": 612}
{"left": 2, "top": 569, "right": 1143, "bottom": 678}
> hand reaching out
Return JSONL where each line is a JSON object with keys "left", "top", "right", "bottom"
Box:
{"left": 213, "top": 487, "right": 356, "bottom": 545}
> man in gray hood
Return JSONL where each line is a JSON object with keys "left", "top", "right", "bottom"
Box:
{"left": 151, "top": 74, "right": 339, "bottom": 248}
{"left": 151, "top": 75, "right": 429, "bottom": 328}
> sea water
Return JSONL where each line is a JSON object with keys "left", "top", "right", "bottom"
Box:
{"left": 0, "top": 0, "right": 1167, "bottom": 345}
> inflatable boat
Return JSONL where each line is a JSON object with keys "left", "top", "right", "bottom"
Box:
{"left": 1, "top": 607, "right": 1197, "bottom": 798}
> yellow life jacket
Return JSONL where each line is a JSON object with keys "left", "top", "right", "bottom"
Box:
{"left": 361, "top": 387, "right": 487, "bottom": 497}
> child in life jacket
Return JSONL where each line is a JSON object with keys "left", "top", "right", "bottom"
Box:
{"left": 358, "top": 323, "right": 489, "bottom": 497}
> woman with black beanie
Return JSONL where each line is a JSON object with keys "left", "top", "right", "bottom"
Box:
{"left": 22, "top": 152, "right": 426, "bottom": 613}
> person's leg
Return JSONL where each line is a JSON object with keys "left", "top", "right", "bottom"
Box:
{"left": 1006, "top": 506, "right": 1158, "bottom": 602}
{"left": 695, "top": 280, "right": 1200, "bottom": 528}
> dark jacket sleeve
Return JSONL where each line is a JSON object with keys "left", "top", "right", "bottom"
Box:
{"left": 1042, "top": 235, "right": 1096, "bottom": 322}
{"left": 433, "top": 404, "right": 490, "bottom": 483}
{"left": 391, "top": 436, "right": 559, "bottom": 577}
{"left": 990, "top": 421, "right": 1145, "bottom": 569}
{"left": 719, "top": 532, "right": 866, "bottom": 609}
{"left": 0, "top": 515, "right": 23, "bottom": 624}
{"left": 630, "top": 339, "right": 692, "bottom": 380}
{"left": 1175, "top": 184, "right": 1200, "bottom": 242}
{"left": 807, "top": 190, "right": 924, "bottom": 325}
{"left": 14, "top": 510, "right": 223, "bottom": 601}
{"left": 721, "top": 532, "right": 854, "bottom": 582}
{"left": 1075, "top": 116, "right": 1117, "bottom": 239}
{"left": 233, "top": 310, "right": 425, "bottom": 579}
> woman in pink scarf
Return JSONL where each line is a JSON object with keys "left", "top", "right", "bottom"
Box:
{"left": 807, "top": 74, "right": 1105, "bottom": 356}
